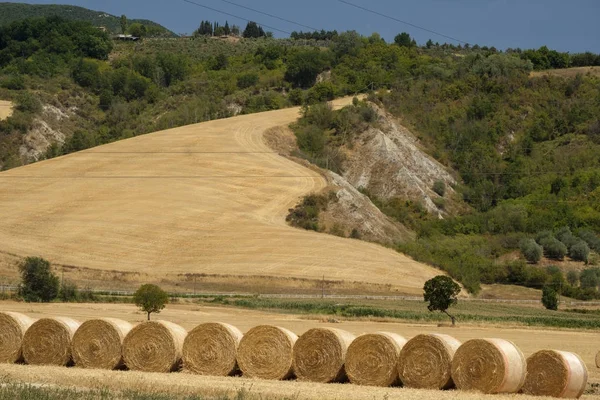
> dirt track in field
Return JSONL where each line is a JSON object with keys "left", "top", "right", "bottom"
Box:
{"left": 3, "top": 301, "right": 600, "bottom": 389}
{"left": 0, "top": 100, "right": 13, "bottom": 120}
{"left": 0, "top": 98, "right": 440, "bottom": 294}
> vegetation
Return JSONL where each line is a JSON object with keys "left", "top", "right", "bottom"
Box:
{"left": 423, "top": 276, "right": 461, "bottom": 325}
{"left": 542, "top": 286, "right": 559, "bottom": 310}
{"left": 0, "top": 3, "right": 176, "bottom": 37}
{"left": 133, "top": 284, "right": 169, "bottom": 320}
{"left": 18, "top": 257, "right": 59, "bottom": 302}
{"left": 520, "top": 239, "right": 543, "bottom": 264}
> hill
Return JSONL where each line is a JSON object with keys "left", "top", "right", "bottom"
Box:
{"left": 0, "top": 97, "right": 442, "bottom": 294}
{"left": 0, "top": 2, "right": 176, "bottom": 37}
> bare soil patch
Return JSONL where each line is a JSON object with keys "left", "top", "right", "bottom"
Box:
{"left": 0, "top": 100, "right": 13, "bottom": 121}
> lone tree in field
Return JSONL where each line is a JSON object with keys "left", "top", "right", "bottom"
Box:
{"left": 133, "top": 284, "right": 169, "bottom": 320}
{"left": 18, "top": 257, "right": 60, "bottom": 302}
{"left": 541, "top": 285, "right": 559, "bottom": 311}
{"left": 423, "top": 276, "right": 461, "bottom": 326}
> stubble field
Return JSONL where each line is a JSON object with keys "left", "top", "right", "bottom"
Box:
{"left": 0, "top": 100, "right": 13, "bottom": 120}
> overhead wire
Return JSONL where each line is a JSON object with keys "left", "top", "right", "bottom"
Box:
{"left": 181, "top": 0, "right": 291, "bottom": 35}
{"left": 336, "top": 0, "right": 468, "bottom": 44}
{"left": 213, "top": 0, "right": 320, "bottom": 32}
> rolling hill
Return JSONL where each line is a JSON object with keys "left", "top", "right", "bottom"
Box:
{"left": 0, "top": 2, "right": 177, "bottom": 36}
{"left": 0, "top": 97, "right": 442, "bottom": 294}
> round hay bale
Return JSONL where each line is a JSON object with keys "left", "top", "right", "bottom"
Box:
{"left": 237, "top": 325, "right": 297, "bottom": 380}
{"left": 0, "top": 311, "right": 35, "bottom": 363}
{"left": 398, "top": 333, "right": 461, "bottom": 389}
{"left": 451, "top": 338, "right": 526, "bottom": 394}
{"left": 183, "top": 322, "right": 243, "bottom": 376}
{"left": 522, "top": 350, "right": 588, "bottom": 398}
{"left": 293, "top": 327, "right": 355, "bottom": 383}
{"left": 22, "top": 317, "right": 80, "bottom": 366}
{"left": 72, "top": 318, "right": 133, "bottom": 370}
{"left": 346, "top": 332, "right": 406, "bottom": 387}
{"left": 123, "top": 320, "right": 187, "bottom": 373}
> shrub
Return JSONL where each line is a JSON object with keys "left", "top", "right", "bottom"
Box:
{"left": 535, "top": 230, "right": 554, "bottom": 244}
{"left": 570, "top": 240, "right": 590, "bottom": 262}
{"left": 567, "top": 270, "right": 580, "bottom": 286}
{"left": 58, "top": 280, "right": 79, "bottom": 302}
{"left": 0, "top": 74, "right": 25, "bottom": 90}
{"left": 286, "top": 193, "right": 331, "bottom": 231}
{"left": 288, "top": 88, "right": 304, "bottom": 105}
{"left": 520, "top": 239, "right": 543, "bottom": 264}
{"left": 16, "top": 92, "right": 41, "bottom": 113}
{"left": 540, "top": 237, "right": 567, "bottom": 260}
{"left": 295, "top": 125, "right": 326, "bottom": 156}
{"left": 577, "top": 229, "right": 600, "bottom": 252}
{"left": 431, "top": 180, "right": 446, "bottom": 197}
{"left": 542, "top": 286, "right": 558, "bottom": 311}
{"left": 18, "top": 257, "right": 59, "bottom": 302}
{"left": 580, "top": 268, "right": 600, "bottom": 289}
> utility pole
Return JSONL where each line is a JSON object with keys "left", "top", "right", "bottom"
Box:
{"left": 193, "top": 275, "right": 196, "bottom": 296}
{"left": 321, "top": 275, "right": 325, "bottom": 299}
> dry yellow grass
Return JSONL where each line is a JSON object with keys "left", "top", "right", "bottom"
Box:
{"left": 0, "top": 100, "right": 13, "bottom": 120}
{"left": 0, "top": 98, "right": 440, "bottom": 294}
{"left": 530, "top": 66, "right": 600, "bottom": 78}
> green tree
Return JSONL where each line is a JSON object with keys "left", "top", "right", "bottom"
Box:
{"left": 541, "top": 285, "right": 558, "bottom": 310}
{"left": 128, "top": 23, "right": 147, "bottom": 38}
{"left": 520, "top": 239, "right": 543, "bottom": 264}
{"left": 18, "top": 257, "right": 60, "bottom": 302}
{"left": 580, "top": 268, "right": 600, "bottom": 290}
{"left": 284, "top": 49, "right": 330, "bottom": 88}
{"left": 58, "top": 280, "right": 79, "bottom": 302}
{"left": 569, "top": 240, "right": 590, "bottom": 263}
{"left": 133, "top": 284, "right": 169, "bottom": 320}
{"left": 120, "top": 14, "right": 128, "bottom": 34}
{"left": 243, "top": 21, "right": 265, "bottom": 38}
{"left": 394, "top": 32, "right": 415, "bottom": 47}
{"left": 423, "top": 275, "right": 461, "bottom": 326}
{"left": 433, "top": 180, "right": 446, "bottom": 197}
{"left": 567, "top": 270, "right": 579, "bottom": 286}
{"left": 540, "top": 237, "right": 567, "bottom": 260}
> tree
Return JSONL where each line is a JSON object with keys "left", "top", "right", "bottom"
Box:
{"left": 284, "top": 49, "right": 330, "bottom": 88}
{"left": 520, "top": 239, "right": 543, "bottom": 264}
{"left": 569, "top": 240, "right": 590, "bottom": 263}
{"left": 540, "top": 237, "right": 567, "bottom": 260}
{"left": 394, "top": 32, "right": 415, "bottom": 47}
{"left": 133, "top": 284, "right": 169, "bottom": 320}
{"left": 567, "top": 270, "right": 579, "bottom": 286}
{"left": 423, "top": 275, "right": 461, "bottom": 326}
{"left": 541, "top": 285, "right": 558, "bottom": 310}
{"left": 18, "top": 257, "right": 60, "bottom": 302}
{"left": 243, "top": 21, "right": 265, "bottom": 38}
{"left": 120, "top": 15, "right": 128, "bottom": 34}
{"left": 128, "top": 23, "right": 147, "bottom": 38}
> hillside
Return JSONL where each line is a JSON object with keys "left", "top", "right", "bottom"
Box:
{"left": 0, "top": 97, "right": 442, "bottom": 294}
{"left": 0, "top": 2, "right": 176, "bottom": 36}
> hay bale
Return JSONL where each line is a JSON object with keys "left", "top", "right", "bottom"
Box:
{"left": 183, "top": 322, "right": 243, "bottom": 376}
{"left": 237, "top": 325, "right": 297, "bottom": 380}
{"left": 293, "top": 327, "right": 355, "bottom": 383}
{"left": 398, "top": 333, "right": 461, "bottom": 389}
{"left": 522, "top": 350, "right": 588, "bottom": 398}
{"left": 72, "top": 318, "right": 133, "bottom": 370}
{"left": 346, "top": 332, "right": 406, "bottom": 387}
{"left": 22, "top": 317, "right": 80, "bottom": 366}
{"left": 451, "top": 338, "right": 526, "bottom": 394}
{"left": 0, "top": 312, "right": 35, "bottom": 363}
{"left": 123, "top": 320, "right": 187, "bottom": 373}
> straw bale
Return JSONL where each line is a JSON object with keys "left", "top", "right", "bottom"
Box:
{"left": 237, "top": 325, "right": 297, "bottom": 380}
{"left": 123, "top": 320, "right": 187, "bottom": 373}
{"left": 22, "top": 317, "right": 80, "bottom": 366}
{"left": 183, "top": 322, "right": 243, "bottom": 376}
{"left": 72, "top": 318, "right": 133, "bottom": 370}
{"left": 398, "top": 333, "right": 461, "bottom": 389}
{"left": 522, "top": 350, "right": 588, "bottom": 398}
{"left": 0, "top": 312, "right": 35, "bottom": 363}
{"left": 293, "top": 327, "right": 355, "bottom": 383}
{"left": 451, "top": 338, "right": 526, "bottom": 394}
{"left": 346, "top": 332, "right": 406, "bottom": 387}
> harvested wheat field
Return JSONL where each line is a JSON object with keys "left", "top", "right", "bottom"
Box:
{"left": 0, "top": 98, "right": 440, "bottom": 294}
{"left": 0, "top": 100, "right": 13, "bottom": 120}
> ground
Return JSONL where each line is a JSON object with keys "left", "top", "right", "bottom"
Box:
{"left": 0, "top": 100, "right": 13, "bottom": 120}
{"left": 1, "top": 301, "right": 599, "bottom": 399}
{"left": 0, "top": 98, "right": 441, "bottom": 295}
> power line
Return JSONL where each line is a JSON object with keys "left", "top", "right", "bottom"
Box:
{"left": 336, "top": 0, "right": 468, "bottom": 45}
{"left": 213, "top": 0, "right": 319, "bottom": 32}
{"left": 181, "top": 0, "right": 291, "bottom": 35}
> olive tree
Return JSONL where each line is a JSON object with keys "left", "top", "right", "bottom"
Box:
{"left": 133, "top": 284, "right": 169, "bottom": 320}
{"left": 423, "top": 275, "right": 461, "bottom": 326}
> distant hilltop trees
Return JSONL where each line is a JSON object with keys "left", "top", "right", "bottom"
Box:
{"left": 194, "top": 20, "right": 272, "bottom": 39}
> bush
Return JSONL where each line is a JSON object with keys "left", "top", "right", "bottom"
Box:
{"left": 58, "top": 280, "right": 79, "bottom": 302}
{"left": 237, "top": 72, "right": 259, "bottom": 89}
{"left": 433, "top": 180, "right": 446, "bottom": 197}
{"left": 577, "top": 229, "right": 600, "bottom": 252}
{"left": 286, "top": 193, "right": 331, "bottom": 231}
{"left": 0, "top": 74, "right": 25, "bottom": 90}
{"left": 520, "top": 239, "right": 543, "bottom": 264}
{"left": 569, "top": 240, "right": 590, "bottom": 262}
{"left": 288, "top": 88, "right": 304, "bottom": 105}
{"left": 18, "top": 257, "right": 59, "bottom": 302}
{"left": 535, "top": 230, "right": 554, "bottom": 244}
{"left": 295, "top": 125, "right": 326, "bottom": 156}
{"left": 567, "top": 270, "right": 579, "bottom": 286}
{"left": 15, "top": 92, "right": 41, "bottom": 113}
{"left": 540, "top": 237, "right": 567, "bottom": 260}
{"left": 580, "top": 268, "right": 600, "bottom": 289}
{"left": 542, "top": 286, "right": 558, "bottom": 311}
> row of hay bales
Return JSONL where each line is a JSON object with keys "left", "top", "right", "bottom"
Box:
{"left": 0, "top": 312, "right": 588, "bottom": 398}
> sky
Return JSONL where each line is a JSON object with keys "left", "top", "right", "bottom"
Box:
{"left": 8, "top": 0, "right": 600, "bottom": 53}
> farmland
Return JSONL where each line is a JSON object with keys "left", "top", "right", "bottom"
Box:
{"left": 1, "top": 301, "right": 600, "bottom": 399}
{"left": 0, "top": 101, "right": 12, "bottom": 121}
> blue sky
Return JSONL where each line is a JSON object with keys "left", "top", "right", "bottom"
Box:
{"left": 9, "top": 0, "right": 600, "bottom": 52}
